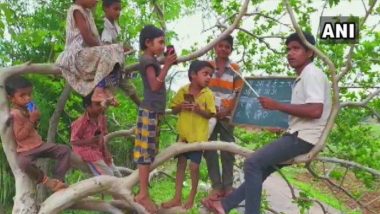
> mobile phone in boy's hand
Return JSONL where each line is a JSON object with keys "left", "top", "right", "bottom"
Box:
{"left": 165, "top": 45, "right": 176, "bottom": 56}
{"left": 94, "top": 130, "right": 101, "bottom": 136}
{"left": 26, "top": 101, "right": 36, "bottom": 112}
{"left": 184, "top": 93, "right": 195, "bottom": 104}
{"left": 165, "top": 45, "right": 178, "bottom": 65}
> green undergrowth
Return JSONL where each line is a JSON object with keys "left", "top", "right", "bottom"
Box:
{"left": 282, "top": 167, "right": 361, "bottom": 214}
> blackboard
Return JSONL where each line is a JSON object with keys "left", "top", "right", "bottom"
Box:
{"left": 231, "top": 77, "right": 296, "bottom": 129}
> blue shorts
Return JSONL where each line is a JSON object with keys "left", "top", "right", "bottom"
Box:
{"left": 179, "top": 151, "right": 203, "bottom": 165}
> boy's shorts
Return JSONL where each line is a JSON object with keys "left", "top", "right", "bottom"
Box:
{"left": 179, "top": 151, "right": 203, "bottom": 165}
{"left": 134, "top": 108, "right": 162, "bottom": 164}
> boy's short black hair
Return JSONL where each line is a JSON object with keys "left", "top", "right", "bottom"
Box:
{"left": 82, "top": 91, "right": 94, "bottom": 109}
{"left": 139, "top": 25, "right": 165, "bottom": 50}
{"left": 5, "top": 75, "right": 33, "bottom": 96}
{"left": 188, "top": 60, "right": 214, "bottom": 81}
{"left": 220, "top": 35, "right": 234, "bottom": 48}
{"left": 285, "top": 31, "right": 316, "bottom": 47}
{"left": 102, "top": 0, "right": 121, "bottom": 8}
{"left": 285, "top": 31, "right": 316, "bottom": 60}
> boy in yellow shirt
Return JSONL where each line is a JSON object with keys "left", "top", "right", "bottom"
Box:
{"left": 161, "top": 60, "right": 216, "bottom": 210}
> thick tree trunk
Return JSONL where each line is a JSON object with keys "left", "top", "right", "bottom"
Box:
{"left": 0, "top": 75, "right": 38, "bottom": 214}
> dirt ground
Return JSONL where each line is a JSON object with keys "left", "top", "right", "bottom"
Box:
{"left": 296, "top": 171, "right": 380, "bottom": 214}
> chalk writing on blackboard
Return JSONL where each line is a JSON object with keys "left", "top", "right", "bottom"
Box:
{"left": 231, "top": 77, "right": 295, "bottom": 129}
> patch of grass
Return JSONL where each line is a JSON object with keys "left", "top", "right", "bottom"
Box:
{"left": 367, "top": 123, "right": 380, "bottom": 138}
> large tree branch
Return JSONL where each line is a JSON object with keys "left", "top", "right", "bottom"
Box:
{"left": 122, "top": 142, "right": 253, "bottom": 189}
{"left": 104, "top": 128, "right": 135, "bottom": 143}
{"left": 0, "top": 65, "right": 38, "bottom": 213}
{"left": 316, "top": 157, "right": 380, "bottom": 177}
{"left": 125, "top": 0, "right": 250, "bottom": 73}
{"left": 39, "top": 142, "right": 252, "bottom": 213}
{"left": 69, "top": 199, "right": 126, "bottom": 214}
{"left": 0, "top": 62, "right": 60, "bottom": 80}
{"left": 47, "top": 83, "right": 72, "bottom": 143}
{"left": 38, "top": 175, "right": 147, "bottom": 214}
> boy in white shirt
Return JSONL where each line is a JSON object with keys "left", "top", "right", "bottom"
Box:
{"left": 93, "top": 0, "right": 140, "bottom": 106}
{"left": 202, "top": 32, "right": 332, "bottom": 214}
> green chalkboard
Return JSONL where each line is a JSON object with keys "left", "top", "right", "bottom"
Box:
{"left": 231, "top": 77, "right": 296, "bottom": 129}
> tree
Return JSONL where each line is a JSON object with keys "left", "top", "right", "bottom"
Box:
{"left": 0, "top": 0, "right": 379, "bottom": 213}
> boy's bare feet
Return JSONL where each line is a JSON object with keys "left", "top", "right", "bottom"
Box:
{"left": 134, "top": 194, "right": 158, "bottom": 214}
{"left": 182, "top": 198, "right": 195, "bottom": 210}
{"left": 223, "top": 187, "right": 235, "bottom": 197}
{"left": 203, "top": 189, "right": 224, "bottom": 202}
{"left": 201, "top": 199, "right": 225, "bottom": 214}
{"left": 161, "top": 198, "right": 181, "bottom": 209}
{"left": 43, "top": 177, "right": 67, "bottom": 192}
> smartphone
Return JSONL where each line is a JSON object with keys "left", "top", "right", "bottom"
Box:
{"left": 94, "top": 130, "right": 101, "bottom": 136}
{"left": 26, "top": 101, "right": 36, "bottom": 112}
{"left": 165, "top": 45, "right": 176, "bottom": 56}
{"left": 184, "top": 93, "right": 195, "bottom": 104}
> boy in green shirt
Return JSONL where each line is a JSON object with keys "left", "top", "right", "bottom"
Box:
{"left": 161, "top": 60, "right": 216, "bottom": 209}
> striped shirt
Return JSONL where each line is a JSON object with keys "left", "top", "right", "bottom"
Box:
{"left": 208, "top": 60, "right": 243, "bottom": 112}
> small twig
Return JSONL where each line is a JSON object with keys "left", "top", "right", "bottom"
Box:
{"left": 245, "top": 11, "right": 293, "bottom": 29}
{"left": 151, "top": 0, "right": 166, "bottom": 32}
{"left": 340, "top": 88, "right": 380, "bottom": 108}
{"left": 318, "top": 0, "right": 329, "bottom": 42}
{"left": 361, "top": 0, "right": 368, "bottom": 13}
{"left": 216, "top": 23, "right": 282, "bottom": 54}
{"left": 337, "top": 45, "right": 355, "bottom": 81}
{"left": 156, "top": 171, "right": 176, "bottom": 181}
{"left": 277, "top": 169, "right": 297, "bottom": 198}
{"left": 111, "top": 112, "right": 121, "bottom": 127}
{"left": 364, "top": 195, "right": 380, "bottom": 207}
{"left": 278, "top": 167, "right": 327, "bottom": 214}
{"left": 365, "top": 106, "right": 380, "bottom": 121}
{"left": 338, "top": 167, "right": 349, "bottom": 188}
{"left": 266, "top": 207, "right": 282, "bottom": 214}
